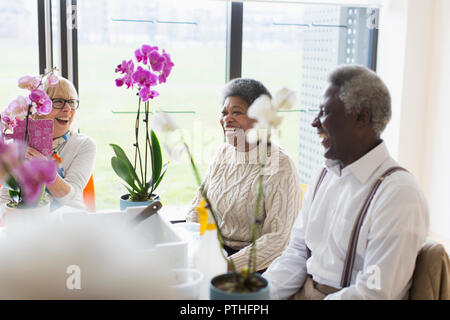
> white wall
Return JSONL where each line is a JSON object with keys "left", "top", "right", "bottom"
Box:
{"left": 422, "top": 0, "right": 450, "bottom": 241}
{"left": 377, "top": 0, "right": 409, "bottom": 160}
{"left": 378, "top": 0, "right": 450, "bottom": 243}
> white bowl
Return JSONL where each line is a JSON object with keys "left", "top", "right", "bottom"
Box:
{"left": 168, "top": 268, "right": 203, "bottom": 300}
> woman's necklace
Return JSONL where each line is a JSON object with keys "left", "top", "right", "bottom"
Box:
{"left": 51, "top": 130, "right": 71, "bottom": 169}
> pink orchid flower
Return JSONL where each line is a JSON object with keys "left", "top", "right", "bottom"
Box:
{"left": 14, "top": 158, "right": 57, "bottom": 204}
{"left": 115, "top": 45, "right": 173, "bottom": 91}
{"left": 18, "top": 76, "right": 42, "bottom": 91}
{"left": 29, "top": 89, "right": 52, "bottom": 115}
{"left": 135, "top": 45, "right": 158, "bottom": 65}
{"left": 0, "top": 112, "right": 17, "bottom": 132}
{"left": 132, "top": 66, "right": 157, "bottom": 88}
{"left": 139, "top": 87, "right": 159, "bottom": 102}
{"left": 134, "top": 49, "right": 146, "bottom": 64}
{"left": 149, "top": 50, "right": 165, "bottom": 72}
{"left": 47, "top": 72, "right": 60, "bottom": 87}
{"left": 115, "top": 60, "right": 128, "bottom": 74}
{"left": 158, "top": 50, "right": 174, "bottom": 84}
{"left": 0, "top": 139, "right": 25, "bottom": 183}
{"left": 115, "top": 60, "right": 135, "bottom": 88}
{"left": 7, "top": 95, "right": 30, "bottom": 121}
{"left": 115, "top": 78, "right": 125, "bottom": 87}
{"left": 141, "top": 44, "right": 158, "bottom": 56}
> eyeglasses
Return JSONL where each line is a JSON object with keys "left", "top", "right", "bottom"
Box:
{"left": 51, "top": 98, "right": 79, "bottom": 110}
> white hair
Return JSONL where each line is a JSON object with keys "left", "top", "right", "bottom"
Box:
{"left": 221, "top": 78, "right": 272, "bottom": 106}
{"left": 45, "top": 76, "right": 80, "bottom": 134}
{"left": 328, "top": 64, "right": 391, "bottom": 135}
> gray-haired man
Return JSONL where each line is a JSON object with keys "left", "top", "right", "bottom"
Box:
{"left": 263, "top": 65, "right": 429, "bottom": 299}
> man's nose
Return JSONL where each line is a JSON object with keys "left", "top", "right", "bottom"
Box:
{"left": 311, "top": 113, "right": 321, "bottom": 128}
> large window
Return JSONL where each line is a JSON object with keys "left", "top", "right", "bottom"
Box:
{"left": 0, "top": 0, "right": 39, "bottom": 103}
{"left": 9, "top": 1, "right": 379, "bottom": 210}
{"left": 242, "top": 2, "right": 306, "bottom": 166}
{"left": 77, "top": 0, "right": 227, "bottom": 209}
{"left": 242, "top": 3, "right": 377, "bottom": 184}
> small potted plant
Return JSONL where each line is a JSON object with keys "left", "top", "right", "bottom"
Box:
{"left": 0, "top": 140, "right": 57, "bottom": 216}
{"left": 151, "top": 87, "right": 296, "bottom": 299}
{"left": 111, "top": 44, "right": 174, "bottom": 210}
{"left": 0, "top": 71, "right": 59, "bottom": 217}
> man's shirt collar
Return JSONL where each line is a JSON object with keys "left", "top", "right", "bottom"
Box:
{"left": 325, "top": 141, "right": 390, "bottom": 183}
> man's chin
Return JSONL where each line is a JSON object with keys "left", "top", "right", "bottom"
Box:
{"left": 323, "top": 148, "right": 334, "bottom": 160}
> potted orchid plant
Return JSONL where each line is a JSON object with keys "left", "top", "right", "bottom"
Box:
{"left": 152, "top": 87, "right": 297, "bottom": 299}
{"left": 0, "top": 139, "right": 57, "bottom": 214}
{"left": 112, "top": 44, "right": 174, "bottom": 210}
{"left": 0, "top": 71, "right": 59, "bottom": 212}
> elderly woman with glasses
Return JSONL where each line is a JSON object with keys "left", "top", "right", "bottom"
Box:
{"left": 1, "top": 76, "right": 96, "bottom": 210}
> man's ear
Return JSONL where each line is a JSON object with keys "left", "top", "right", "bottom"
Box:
{"left": 356, "top": 107, "right": 371, "bottom": 127}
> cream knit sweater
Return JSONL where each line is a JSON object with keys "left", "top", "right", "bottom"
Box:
{"left": 186, "top": 142, "right": 302, "bottom": 272}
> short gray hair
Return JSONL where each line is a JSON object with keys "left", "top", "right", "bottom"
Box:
{"left": 221, "top": 78, "right": 271, "bottom": 106}
{"left": 328, "top": 65, "right": 391, "bottom": 135}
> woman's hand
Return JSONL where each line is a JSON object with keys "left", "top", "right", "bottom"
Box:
{"left": 26, "top": 147, "right": 47, "bottom": 160}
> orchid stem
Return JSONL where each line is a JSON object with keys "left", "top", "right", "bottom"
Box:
{"left": 181, "top": 135, "right": 238, "bottom": 274}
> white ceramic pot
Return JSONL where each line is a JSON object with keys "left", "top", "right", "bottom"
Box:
{"left": 2, "top": 202, "right": 52, "bottom": 230}
{"left": 210, "top": 272, "right": 270, "bottom": 300}
{"left": 168, "top": 268, "right": 203, "bottom": 300}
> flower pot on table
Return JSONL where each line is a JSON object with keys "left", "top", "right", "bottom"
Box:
{"left": 119, "top": 193, "right": 160, "bottom": 211}
{"left": 209, "top": 272, "right": 270, "bottom": 300}
{"left": 1, "top": 201, "right": 53, "bottom": 230}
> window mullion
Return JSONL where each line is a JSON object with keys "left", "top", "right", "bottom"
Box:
{"left": 60, "top": 0, "right": 68, "bottom": 79}
{"left": 71, "top": 0, "right": 79, "bottom": 92}
{"left": 226, "top": 1, "right": 243, "bottom": 81}
{"left": 38, "top": 0, "right": 53, "bottom": 74}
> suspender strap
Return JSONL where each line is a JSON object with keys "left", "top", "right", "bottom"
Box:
{"left": 313, "top": 168, "right": 328, "bottom": 202}
{"left": 306, "top": 168, "right": 328, "bottom": 259}
{"left": 340, "top": 166, "right": 408, "bottom": 287}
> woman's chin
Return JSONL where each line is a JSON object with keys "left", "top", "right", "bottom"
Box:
{"left": 53, "top": 123, "right": 70, "bottom": 137}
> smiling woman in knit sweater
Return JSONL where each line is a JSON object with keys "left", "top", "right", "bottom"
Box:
{"left": 0, "top": 77, "right": 96, "bottom": 210}
{"left": 186, "top": 78, "right": 302, "bottom": 273}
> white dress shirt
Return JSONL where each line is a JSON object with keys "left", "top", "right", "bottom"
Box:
{"left": 263, "top": 142, "right": 429, "bottom": 299}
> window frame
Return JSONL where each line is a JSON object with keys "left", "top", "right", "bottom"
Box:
{"left": 39, "top": 1, "right": 379, "bottom": 91}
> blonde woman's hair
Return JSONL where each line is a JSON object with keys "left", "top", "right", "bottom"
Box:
{"left": 45, "top": 76, "right": 80, "bottom": 133}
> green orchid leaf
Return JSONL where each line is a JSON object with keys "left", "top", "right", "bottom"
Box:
{"left": 150, "top": 130, "right": 163, "bottom": 188}
{"left": 110, "top": 144, "right": 144, "bottom": 190}
{"left": 143, "top": 182, "right": 151, "bottom": 195}
{"left": 147, "top": 162, "right": 168, "bottom": 192}
{"left": 124, "top": 184, "right": 138, "bottom": 198}
{"left": 111, "top": 156, "right": 140, "bottom": 193}
{"left": 154, "top": 162, "right": 168, "bottom": 190}
{"left": 4, "top": 176, "right": 20, "bottom": 191}
{"left": 8, "top": 189, "right": 20, "bottom": 203}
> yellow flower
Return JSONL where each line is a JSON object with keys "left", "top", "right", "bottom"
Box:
{"left": 196, "top": 198, "right": 208, "bottom": 235}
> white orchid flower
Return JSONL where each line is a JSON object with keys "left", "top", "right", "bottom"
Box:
{"left": 152, "top": 111, "right": 178, "bottom": 133}
{"left": 246, "top": 127, "right": 259, "bottom": 144}
{"left": 8, "top": 96, "right": 29, "bottom": 120}
{"left": 164, "top": 142, "right": 185, "bottom": 162}
{"left": 273, "top": 87, "right": 297, "bottom": 110}
{"left": 247, "top": 94, "right": 281, "bottom": 128}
